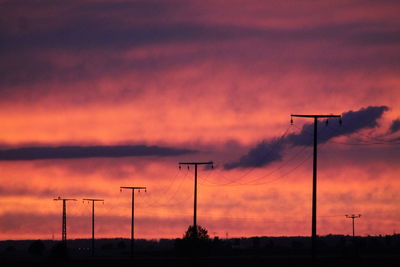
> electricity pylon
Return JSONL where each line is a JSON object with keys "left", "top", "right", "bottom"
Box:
{"left": 290, "top": 114, "right": 341, "bottom": 266}
{"left": 345, "top": 214, "right": 361, "bottom": 238}
{"left": 178, "top": 161, "right": 213, "bottom": 237}
{"left": 120, "top": 186, "right": 146, "bottom": 257}
{"left": 53, "top": 197, "right": 77, "bottom": 244}
{"left": 83, "top": 198, "right": 104, "bottom": 256}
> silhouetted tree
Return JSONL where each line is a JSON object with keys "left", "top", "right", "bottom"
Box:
{"left": 183, "top": 225, "right": 210, "bottom": 240}
{"left": 28, "top": 240, "right": 45, "bottom": 256}
{"left": 175, "top": 225, "right": 211, "bottom": 255}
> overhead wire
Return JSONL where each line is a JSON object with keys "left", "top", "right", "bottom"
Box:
{"left": 325, "top": 123, "right": 400, "bottom": 145}
{"left": 161, "top": 169, "right": 192, "bottom": 205}
{"left": 198, "top": 123, "right": 319, "bottom": 187}
{"left": 199, "top": 125, "right": 296, "bottom": 187}
{"left": 139, "top": 168, "right": 189, "bottom": 207}
{"left": 227, "top": 120, "right": 332, "bottom": 187}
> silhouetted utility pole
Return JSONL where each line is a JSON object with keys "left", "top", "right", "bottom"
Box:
{"left": 346, "top": 214, "right": 361, "bottom": 238}
{"left": 83, "top": 198, "right": 104, "bottom": 256}
{"left": 120, "top": 186, "right": 146, "bottom": 257}
{"left": 290, "top": 114, "right": 341, "bottom": 266}
{"left": 178, "top": 161, "right": 213, "bottom": 237}
{"left": 53, "top": 197, "right": 77, "bottom": 244}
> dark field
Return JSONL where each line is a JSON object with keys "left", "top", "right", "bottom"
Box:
{"left": 1, "top": 235, "right": 399, "bottom": 267}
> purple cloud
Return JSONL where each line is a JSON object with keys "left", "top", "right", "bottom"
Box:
{"left": 225, "top": 106, "right": 388, "bottom": 169}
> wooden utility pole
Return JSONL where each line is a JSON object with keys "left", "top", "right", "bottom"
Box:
{"left": 346, "top": 214, "right": 362, "bottom": 238}
{"left": 178, "top": 161, "right": 213, "bottom": 237}
{"left": 291, "top": 114, "right": 341, "bottom": 266}
{"left": 53, "top": 197, "right": 77, "bottom": 244}
{"left": 120, "top": 186, "right": 146, "bottom": 257}
{"left": 83, "top": 198, "right": 104, "bottom": 256}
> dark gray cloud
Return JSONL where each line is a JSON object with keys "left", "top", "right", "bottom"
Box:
{"left": 287, "top": 106, "right": 389, "bottom": 146}
{"left": 225, "top": 106, "right": 389, "bottom": 169}
{"left": 0, "top": 145, "right": 195, "bottom": 161}
{"left": 224, "top": 138, "right": 284, "bottom": 170}
{"left": 389, "top": 119, "right": 400, "bottom": 134}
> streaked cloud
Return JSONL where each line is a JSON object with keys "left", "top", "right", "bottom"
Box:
{"left": 0, "top": 145, "right": 195, "bottom": 161}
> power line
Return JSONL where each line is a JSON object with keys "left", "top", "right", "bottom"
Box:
{"left": 216, "top": 126, "right": 294, "bottom": 185}
{"left": 201, "top": 130, "right": 333, "bottom": 188}
{"left": 139, "top": 169, "right": 188, "bottom": 207}
{"left": 326, "top": 124, "right": 400, "bottom": 145}
{"left": 199, "top": 143, "right": 312, "bottom": 188}
{"left": 240, "top": 146, "right": 311, "bottom": 186}
{"left": 200, "top": 149, "right": 312, "bottom": 188}
{"left": 196, "top": 126, "right": 294, "bottom": 187}
{"left": 198, "top": 126, "right": 301, "bottom": 187}
{"left": 157, "top": 169, "right": 192, "bottom": 205}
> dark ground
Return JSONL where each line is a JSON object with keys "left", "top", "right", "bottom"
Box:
{"left": 1, "top": 235, "right": 399, "bottom": 266}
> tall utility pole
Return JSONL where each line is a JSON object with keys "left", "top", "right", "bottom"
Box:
{"left": 290, "top": 114, "right": 341, "bottom": 265}
{"left": 120, "top": 186, "right": 146, "bottom": 257}
{"left": 83, "top": 198, "right": 104, "bottom": 256}
{"left": 345, "top": 214, "right": 361, "bottom": 238}
{"left": 178, "top": 161, "right": 213, "bottom": 237}
{"left": 53, "top": 197, "right": 77, "bottom": 244}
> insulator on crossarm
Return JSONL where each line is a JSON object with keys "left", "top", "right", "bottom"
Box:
{"left": 145, "top": 189, "right": 147, "bottom": 193}
{"left": 290, "top": 118, "right": 293, "bottom": 125}
{"left": 187, "top": 166, "right": 190, "bottom": 170}
{"left": 179, "top": 165, "right": 181, "bottom": 170}
{"left": 325, "top": 119, "right": 329, "bottom": 126}
{"left": 339, "top": 118, "right": 342, "bottom": 126}
{"left": 120, "top": 188, "right": 122, "bottom": 192}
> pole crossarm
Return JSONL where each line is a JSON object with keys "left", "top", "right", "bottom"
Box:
{"left": 345, "top": 214, "right": 362, "bottom": 219}
{"left": 83, "top": 198, "right": 104, "bottom": 202}
{"left": 53, "top": 198, "right": 77, "bottom": 201}
{"left": 179, "top": 161, "right": 214, "bottom": 166}
{"left": 120, "top": 186, "right": 147, "bottom": 190}
{"left": 291, "top": 114, "right": 341, "bottom": 118}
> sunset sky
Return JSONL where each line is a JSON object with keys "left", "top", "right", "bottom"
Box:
{"left": 1, "top": 0, "right": 400, "bottom": 241}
